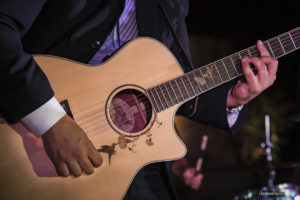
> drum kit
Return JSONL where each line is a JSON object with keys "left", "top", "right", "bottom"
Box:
{"left": 234, "top": 115, "right": 300, "bottom": 200}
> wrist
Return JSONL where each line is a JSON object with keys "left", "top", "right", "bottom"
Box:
{"left": 226, "top": 87, "right": 243, "bottom": 108}
{"left": 226, "top": 105, "right": 243, "bottom": 114}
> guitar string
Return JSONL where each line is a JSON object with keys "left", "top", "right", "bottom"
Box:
{"left": 76, "top": 34, "right": 300, "bottom": 121}
{"left": 75, "top": 30, "right": 300, "bottom": 120}
{"left": 76, "top": 34, "right": 300, "bottom": 130}
{"left": 75, "top": 33, "right": 300, "bottom": 129}
{"left": 76, "top": 31, "right": 300, "bottom": 119}
{"left": 65, "top": 29, "right": 298, "bottom": 134}
{"left": 77, "top": 35, "right": 300, "bottom": 126}
{"left": 80, "top": 55, "right": 300, "bottom": 131}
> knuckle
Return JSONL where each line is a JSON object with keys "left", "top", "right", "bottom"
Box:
{"left": 251, "top": 85, "right": 260, "bottom": 93}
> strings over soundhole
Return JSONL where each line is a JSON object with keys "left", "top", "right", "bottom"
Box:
{"left": 109, "top": 89, "right": 153, "bottom": 135}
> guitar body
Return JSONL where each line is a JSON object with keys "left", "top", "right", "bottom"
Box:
{"left": 0, "top": 38, "right": 186, "bottom": 200}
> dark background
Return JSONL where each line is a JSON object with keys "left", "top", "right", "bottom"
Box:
{"left": 171, "top": 1, "right": 300, "bottom": 199}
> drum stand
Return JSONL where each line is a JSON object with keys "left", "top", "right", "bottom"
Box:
{"left": 234, "top": 114, "right": 300, "bottom": 199}
{"left": 260, "top": 114, "right": 276, "bottom": 191}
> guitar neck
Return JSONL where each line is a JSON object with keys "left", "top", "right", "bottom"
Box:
{"left": 147, "top": 27, "right": 300, "bottom": 112}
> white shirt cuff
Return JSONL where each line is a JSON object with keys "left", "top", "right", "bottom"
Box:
{"left": 227, "top": 111, "right": 240, "bottom": 127}
{"left": 21, "top": 97, "right": 66, "bottom": 136}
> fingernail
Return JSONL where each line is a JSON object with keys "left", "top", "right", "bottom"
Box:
{"left": 242, "top": 57, "right": 248, "bottom": 62}
{"left": 259, "top": 40, "right": 264, "bottom": 45}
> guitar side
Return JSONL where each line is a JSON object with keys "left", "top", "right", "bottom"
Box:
{"left": 0, "top": 38, "right": 187, "bottom": 200}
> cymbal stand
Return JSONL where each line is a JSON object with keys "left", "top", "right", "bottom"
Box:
{"left": 261, "top": 114, "right": 276, "bottom": 190}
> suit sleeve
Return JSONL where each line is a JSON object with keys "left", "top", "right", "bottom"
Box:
{"left": 175, "top": 0, "right": 247, "bottom": 134}
{"left": 0, "top": 0, "right": 54, "bottom": 123}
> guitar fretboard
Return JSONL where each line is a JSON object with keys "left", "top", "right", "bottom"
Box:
{"left": 147, "top": 27, "right": 300, "bottom": 113}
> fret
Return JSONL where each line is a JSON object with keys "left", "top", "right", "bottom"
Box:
{"left": 209, "top": 64, "right": 222, "bottom": 85}
{"left": 194, "top": 68, "right": 208, "bottom": 92}
{"left": 247, "top": 49, "right": 252, "bottom": 56}
{"left": 154, "top": 86, "right": 167, "bottom": 110}
{"left": 239, "top": 49, "right": 251, "bottom": 58}
{"left": 200, "top": 66, "right": 215, "bottom": 89}
{"left": 230, "top": 54, "right": 243, "bottom": 75}
{"left": 171, "top": 79, "right": 184, "bottom": 103}
{"left": 187, "top": 72, "right": 202, "bottom": 94}
{"left": 229, "top": 56, "right": 239, "bottom": 75}
{"left": 237, "top": 52, "right": 242, "bottom": 60}
{"left": 174, "top": 79, "right": 186, "bottom": 100}
{"left": 223, "top": 57, "right": 238, "bottom": 78}
{"left": 159, "top": 84, "right": 170, "bottom": 108}
{"left": 266, "top": 41, "right": 275, "bottom": 57}
{"left": 207, "top": 68, "right": 216, "bottom": 85}
{"left": 192, "top": 70, "right": 204, "bottom": 93}
{"left": 277, "top": 37, "right": 286, "bottom": 54}
{"left": 213, "top": 63, "right": 224, "bottom": 83}
{"left": 162, "top": 83, "right": 174, "bottom": 106}
{"left": 291, "top": 29, "right": 300, "bottom": 48}
{"left": 177, "top": 77, "right": 189, "bottom": 100}
{"left": 279, "top": 34, "right": 295, "bottom": 53}
{"left": 147, "top": 89, "right": 161, "bottom": 112}
{"left": 198, "top": 69, "right": 211, "bottom": 90}
{"left": 268, "top": 38, "right": 284, "bottom": 58}
{"left": 215, "top": 60, "right": 230, "bottom": 81}
{"left": 166, "top": 81, "right": 179, "bottom": 104}
{"left": 221, "top": 59, "right": 231, "bottom": 79}
{"left": 181, "top": 75, "right": 195, "bottom": 97}
{"left": 289, "top": 33, "right": 297, "bottom": 49}
{"left": 248, "top": 45, "right": 260, "bottom": 57}
{"left": 184, "top": 73, "right": 197, "bottom": 96}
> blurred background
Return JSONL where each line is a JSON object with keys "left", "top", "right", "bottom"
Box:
{"left": 170, "top": 0, "right": 300, "bottom": 199}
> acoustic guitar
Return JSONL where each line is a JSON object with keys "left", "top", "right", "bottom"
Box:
{"left": 0, "top": 27, "right": 299, "bottom": 200}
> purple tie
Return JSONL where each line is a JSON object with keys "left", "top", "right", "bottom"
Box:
{"left": 119, "top": 0, "right": 138, "bottom": 44}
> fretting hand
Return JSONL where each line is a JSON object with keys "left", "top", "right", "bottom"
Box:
{"left": 227, "top": 40, "right": 278, "bottom": 107}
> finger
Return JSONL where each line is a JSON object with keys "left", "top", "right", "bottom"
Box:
{"left": 191, "top": 177, "right": 201, "bottom": 190}
{"left": 242, "top": 57, "right": 259, "bottom": 92}
{"left": 184, "top": 168, "right": 194, "bottom": 178}
{"left": 249, "top": 57, "right": 268, "bottom": 84}
{"left": 88, "top": 149, "right": 103, "bottom": 167}
{"left": 57, "top": 161, "right": 70, "bottom": 177}
{"left": 192, "top": 174, "right": 203, "bottom": 190}
{"left": 183, "top": 168, "right": 194, "bottom": 185}
{"left": 78, "top": 157, "right": 95, "bottom": 175}
{"left": 257, "top": 40, "right": 270, "bottom": 57}
{"left": 68, "top": 161, "right": 83, "bottom": 177}
{"left": 260, "top": 56, "right": 279, "bottom": 76}
{"left": 183, "top": 172, "right": 192, "bottom": 185}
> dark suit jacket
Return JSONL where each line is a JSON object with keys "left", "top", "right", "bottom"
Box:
{"left": 0, "top": 0, "right": 246, "bottom": 198}
{"left": 0, "top": 0, "right": 246, "bottom": 132}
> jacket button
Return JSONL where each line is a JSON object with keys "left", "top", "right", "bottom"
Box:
{"left": 92, "top": 41, "right": 101, "bottom": 48}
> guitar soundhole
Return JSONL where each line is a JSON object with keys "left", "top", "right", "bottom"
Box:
{"left": 109, "top": 89, "right": 152, "bottom": 134}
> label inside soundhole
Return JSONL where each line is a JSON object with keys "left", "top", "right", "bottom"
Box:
{"left": 109, "top": 89, "right": 152, "bottom": 134}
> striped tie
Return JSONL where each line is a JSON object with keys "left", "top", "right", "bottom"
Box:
{"left": 119, "top": 0, "right": 138, "bottom": 45}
